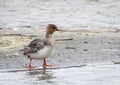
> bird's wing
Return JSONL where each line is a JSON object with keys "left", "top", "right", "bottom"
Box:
{"left": 28, "top": 39, "right": 45, "bottom": 49}
{"left": 23, "top": 39, "right": 45, "bottom": 55}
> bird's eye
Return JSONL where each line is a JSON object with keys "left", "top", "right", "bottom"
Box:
{"left": 53, "top": 27, "right": 56, "bottom": 29}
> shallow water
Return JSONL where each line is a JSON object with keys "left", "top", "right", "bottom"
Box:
{"left": 0, "top": 64, "right": 120, "bottom": 85}
{"left": 0, "top": 0, "right": 120, "bottom": 29}
{"left": 0, "top": 1, "right": 120, "bottom": 85}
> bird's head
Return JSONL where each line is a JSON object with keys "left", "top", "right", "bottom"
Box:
{"left": 46, "top": 24, "right": 64, "bottom": 38}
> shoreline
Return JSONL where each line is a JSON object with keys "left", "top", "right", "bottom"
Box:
{"left": 0, "top": 29, "right": 120, "bottom": 69}
{"left": 0, "top": 28, "right": 120, "bottom": 53}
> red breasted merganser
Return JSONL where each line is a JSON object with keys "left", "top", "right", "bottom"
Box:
{"left": 23, "top": 24, "right": 63, "bottom": 69}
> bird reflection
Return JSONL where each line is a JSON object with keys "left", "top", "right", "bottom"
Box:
{"left": 28, "top": 68, "right": 55, "bottom": 81}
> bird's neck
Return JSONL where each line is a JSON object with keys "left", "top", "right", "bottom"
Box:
{"left": 45, "top": 33, "right": 53, "bottom": 47}
{"left": 45, "top": 32, "right": 52, "bottom": 39}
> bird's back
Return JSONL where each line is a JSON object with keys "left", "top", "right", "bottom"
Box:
{"left": 23, "top": 38, "right": 52, "bottom": 55}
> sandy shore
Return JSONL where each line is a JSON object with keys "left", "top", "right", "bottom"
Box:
{"left": 0, "top": 29, "right": 120, "bottom": 69}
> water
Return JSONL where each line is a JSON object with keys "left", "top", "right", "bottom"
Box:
{"left": 0, "top": 1, "right": 120, "bottom": 85}
{"left": 0, "top": 0, "right": 120, "bottom": 29}
{"left": 0, "top": 64, "right": 120, "bottom": 85}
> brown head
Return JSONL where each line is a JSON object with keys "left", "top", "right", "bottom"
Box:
{"left": 46, "top": 24, "right": 63, "bottom": 38}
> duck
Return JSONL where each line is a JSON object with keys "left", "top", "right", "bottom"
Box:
{"left": 23, "top": 24, "right": 64, "bottom": 69}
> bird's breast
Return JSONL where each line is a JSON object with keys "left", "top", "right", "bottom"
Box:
{"left": 30, "top": 46, "right": 55, "bottom": 60}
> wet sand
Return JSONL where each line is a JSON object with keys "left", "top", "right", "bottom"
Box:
{"left": 0, "top": 29, "right": 120, "bottom": 69}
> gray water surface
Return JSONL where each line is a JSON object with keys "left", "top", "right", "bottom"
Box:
{"left": 0, "top": 64, "right": 120, "bottom": 85}
{"left": 0, "top": 0, "right": 120, "bottom": 85}
{"left": 0, "top": 0, "right": 120, "bottom": 29}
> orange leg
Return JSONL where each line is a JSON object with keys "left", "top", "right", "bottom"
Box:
{"left": 28, "top": 57, "right": 35, "bottom": 69}
{"left": 42, "top": 58, "right": 52, "bottom": 67}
